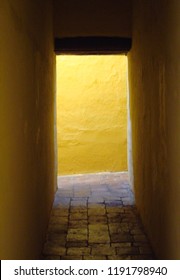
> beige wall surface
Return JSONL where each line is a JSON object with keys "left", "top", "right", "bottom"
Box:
{"left": 0, "top": 0, "right": 56, "bottom": 259}
{"left": 128, "top": 0, "right": 180, "bottom": 259}
{"left": 53, "top": 0, "right": 132, "bottom": 38}
{"left": 56, "top": 55, "right": 128, "bottom": 175}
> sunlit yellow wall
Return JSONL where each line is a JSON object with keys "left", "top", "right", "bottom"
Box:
{"left": 56, "top": 56, "right": 127, "bottom": 175}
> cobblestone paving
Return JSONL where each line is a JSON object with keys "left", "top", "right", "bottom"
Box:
{"left": 42, "top": 172, "right": 155, "bottom": 260}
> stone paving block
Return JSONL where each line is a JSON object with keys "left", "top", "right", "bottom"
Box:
{"left": 68, "top": 228, "right": 88, "bottom": 235}
{"left": 111, "top": 242, "right": 132, "bottom": 248}
{"left": 91, "top": 192, "right": 108, "bottom": 197}
{"left": 110, "top": 233, "right": 133, "bottom": 243}
{"left": 71, "top": 200, "right": 87, "bottom": 207}
{"left": 89, "top": 224, "right": 108, "bottom": 232}
{"left": 106, "top": 207, "right": 124, "bottom": 213}
{"left": 74, "top": 191, "right": 91, "bottom": 197}
{"left": 70, "top": 206, "right": 87, "bottom": 212}
{"left": 72, "top": 197, "right": 88, "bottom": 201}
{"left": 67, "top": 233, "right": 87, "bottom": 243}
{"left": 92, "top": 187, "right": 106, "bottom": 192}
{"left": 83, "top": 255, "right": 107, "bottom": 260}
{"left": 67, "top": 247, "right": 91, "bottom": 255}
{"left": 70, "top": 209, "right": 87, "bottom": 214}
{"left": 67, "top": 228, "right": 87, "bottom": 242}
{"left": 89, "top": 233, "right": 110, "bottom": 244}
{"left": 104, "top": 198, "right": 123, "bottom": 207}
{"left": 116, "top": 247, "right": 139, "bottom": 255}
{"left": 109, "top": 223, "right": 129, "bottom": 234}
{"left": 61, "top": 255, "right": 83, "bottom": 260}
{"left": 66, "top": 241, "right": 88, "bottom": 248}
{"left": 88, "top": 197, "right": 105, "bottom": 203}
{"left": 107, "top": 255, "right": 131, "bottom": 260}
{"left": 68, "top": 220, "right": 88, "bottom": 229}
{"left": 108, "top": 216, "right": 122, "bottom": 223}
{"left": 92, "top": 183, "right": 108, "bottom": 189}
{"left": 88, "top": 208, "right": 106, "bottom": 215}
{"left": 88, "top": 203, "right": 105, "bottom": 209}
{"left": 88, "top": 215, "right": 107, "bottom": 224}
{"left": 91, "top": 245, "right": 116, "bottom": 255}
{"left": 105, "top": 201, "right": 123, "bottom": 207}
{"left": 104, "top": 196, "right": 122, "bottom": 201}
{"left": 107, "top": 213, "right": 122, "bottom": 219}
{"left": 69, "top": 213, "right": 88, "bottom": 220}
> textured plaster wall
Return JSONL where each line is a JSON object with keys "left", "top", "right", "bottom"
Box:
{"left": 0, "top": 0, "right": 55, "bottom": 259}
{"left": 57, "top": 56, "right": 128, "bottom": 175}
{"left": 128, "top": 0, "right": 180, "bottom": 259}
{"left": 53, "top": 0, "right": 132, "bottom": 37}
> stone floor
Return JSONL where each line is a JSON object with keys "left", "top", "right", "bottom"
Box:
{"left": 42, "top": 172, "right": 155, "bottom": 260}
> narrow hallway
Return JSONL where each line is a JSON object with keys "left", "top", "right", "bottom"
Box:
{"left": 42, "top": 172, "right": 154, "bottom": 260}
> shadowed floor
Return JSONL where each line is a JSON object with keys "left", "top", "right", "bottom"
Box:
{"left": 42, "top": 172, "right": 154, "bottom": 260}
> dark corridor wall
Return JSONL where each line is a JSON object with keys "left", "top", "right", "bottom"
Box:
{"left": 0, "top": 0, "right": 56, "bottom": 259}
{"left": 128, "top": 0, "right": 180, "bottom": 259}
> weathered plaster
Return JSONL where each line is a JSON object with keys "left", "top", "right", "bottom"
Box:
{"left": 56, "top": 55, "right": 128, "bottom": 175}
{"left": 0, "top": 0, "right": 55, "bottom": 259}
{"left": 128, "top": 0, "right": 180, "bottom": 259}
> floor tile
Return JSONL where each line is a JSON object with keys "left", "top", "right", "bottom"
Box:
{"left": 42, "top": 172, "right": 154, "bottom": 260}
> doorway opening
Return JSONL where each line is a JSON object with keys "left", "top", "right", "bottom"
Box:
{"left": 56, "top": 55, "right": 129, "bottom": 178}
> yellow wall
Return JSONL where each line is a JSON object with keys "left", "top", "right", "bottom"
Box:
{"left": 0, "top": 0, "right": 56, "bottom": 259}
{"left": 128, "top": 0, "right": 180, "bottom": 259}
{"left": 56, "top": 55, "right": 127, "bottom": 175}
{"left": 53, "top": 0, "right": 132, "bottom": 37}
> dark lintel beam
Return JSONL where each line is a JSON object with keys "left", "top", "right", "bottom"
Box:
{"left": 54, "top": 37, "right": 132, "bottom": 55}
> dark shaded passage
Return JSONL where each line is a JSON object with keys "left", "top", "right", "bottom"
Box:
{"left": 42, "top": 172, "right": 154, "bottom": 260}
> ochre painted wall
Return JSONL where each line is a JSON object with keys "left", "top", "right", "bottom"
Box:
{"left": 128, "top": 0, "right": 180, "bottom": 259}
{"left": 57, "top": 56, "right": 128, "bottom": 175}
{"left": 53, "top": 0, "right": 132, "bottom": 38}
{"left": 0, "top": 0, "right": 56, "bottom": 259}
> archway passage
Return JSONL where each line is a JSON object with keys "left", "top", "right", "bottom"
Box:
{"left": 42, "top": 54, "right": 154, "bottom": 260}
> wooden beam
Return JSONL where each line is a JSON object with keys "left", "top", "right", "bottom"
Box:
{"left": 54, "top": 37, "right": 132, "bottom": 54}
